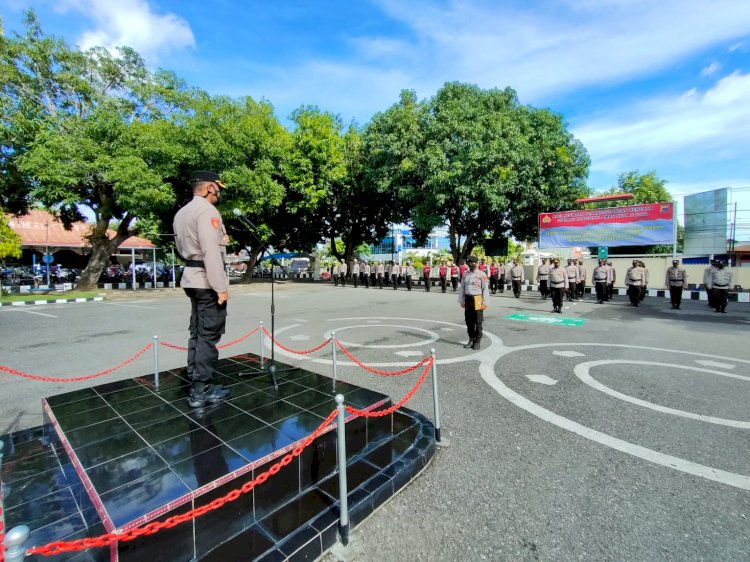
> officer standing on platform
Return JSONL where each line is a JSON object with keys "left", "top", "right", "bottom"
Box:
{"left": 351, "top": 259, "right": 360, "bottom": 288}
{"left": 537, "top": 257, "right": 550, "bottom": 300}
{"left": 592, "top": 259, "right": 611, "bottom": 304}
{"left": 439, "top": 261, "right": 448, "bottom": 293}
{"left": 665, "top": 259, "right": 687, "bottom": 309}
{"left": 458, "top": 255, "right": 489, "bottom": 350}
{"left": 549, "top": 258, "right": 568, "bottom": 313}
{"left": 423, "top": 262, "right": 432, "bottom": 292}
{"left": 404, "top": 261, "right": 415, "bottom": 291}
{"left": 173, "top": 170, "right": 231, "bottom": 408}
{"left": 510, "top": 260, "right": 524, "bottom": 298}
{"left": 710, "top": 261, "right": 733, "bottom": 313}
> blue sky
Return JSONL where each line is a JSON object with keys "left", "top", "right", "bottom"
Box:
{"left": 2, "top": 0, "right": 749, "bottom": 237}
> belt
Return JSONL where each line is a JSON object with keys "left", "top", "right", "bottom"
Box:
{"left": 186, "top": 260, "right": 205, "bottom": 268}
{"left": 714, "top": 284, "right": 728, "bottom": 288}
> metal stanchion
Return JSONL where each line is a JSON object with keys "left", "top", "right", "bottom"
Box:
{"left": 259, "top": 321, "right": 264, "bottom": 365}
{"left": 4, "top": 525, "right": 30, "bottom": 562}
{"left": 335, "top": 394, "right": 349, "bottom": 546}
{"left": 430, "top": 348, "right": 441, "bottom": 442}
{"left": 152, "top": 335, "right": 160, "bottom": 390}
{"left": 331, "top": 331, "right": 338, "bottom": 392}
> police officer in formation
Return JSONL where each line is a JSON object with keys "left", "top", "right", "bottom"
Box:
{"left": 665, "top": 259, "right": 687, "bottom": 309}
{"left": 458, "top": 255, "right": 489, "bottom": 350}
{"left": 536, "top": 257, "right": 550, "bottom": 300}
{"left": 390, "top": 261, "right": 401, "bottom": 289}
{"left": 173, "top": 170, "right": 231, "bottom": 409}
{"left": 450, "top": 261, "right": 460, "bottom": 292}
{"left": 404, "top": 261, "right": 415, "bottom": 291}
{"left": 710, "top": 261, "right": 733, "bottom": 313}
{"left": 332, "top": 261, "right": 340, "bottom": 286}
{"left": 439, "top": 261, "right": 448, "bottom": 293}
{"left": 639, "top": 260, "right": 649, "bottom": 302}
{"left": 625, "top": 260, "right": 646, "bottom": 306}
{"left": 351, "top": 259, "right": 360, "bottom": 288}
{"left": 703, "top": 260, "right": 718, "bottom": 308}
{"left": 576, "top": 259, "right": 587, "bottom": 299}
{"left": 591, "top": 259, "right": 612, "bottom": 304}
{"left": 565, "top": 259, "right": 579, "bottom": 301}
{"left": 496, "top": 260, "right": 506, "bottom": 293}
{"left": 376, "top": 261, "right": 385, "bottom": 288}
{"left": 606, "top": 261, "right": 616, "bottom": 301}
{"left": 361, "top": 260, "right": 370, "bottom": 288}
{"left": 422, "top": 262, "right": 432, "bottom": 292}
{"left": 510, "top": 260, "right": 524, "bottom": 298}
{"left": 548, "top": 258, "right": 568, "bottom": 313}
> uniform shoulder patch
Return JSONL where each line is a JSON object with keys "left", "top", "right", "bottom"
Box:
{"left": 211, "top": 217, "right": 220, "bottom": 229}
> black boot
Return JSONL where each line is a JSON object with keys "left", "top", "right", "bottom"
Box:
{"left": 471, "top": 337, "right": 482, "bottom": 350}
{"left": 188, "top": 383, "right": 230, "bottom": 408}
{"left": 463, "top": 339, "right": 475, "bottom": 348}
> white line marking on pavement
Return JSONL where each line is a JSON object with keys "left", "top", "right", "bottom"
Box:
{"left": 7, "top": 309, "right": 58, "bottom": 318}
{"left": 394, "top": 351, "right": 424, "bottom": 357}
{"left": 553, "top": 350, "right": 586, "bottom": 357}
{"left": 574, "top": 360, "right": 750, "bottom": 429}
{"left": 481, "top": 360, "right": 750, "bottom": 491}
{"left": 694, "top": 359, "right": 736, "bottom": 370}
{"left": 289, "top": 335, "right": 310, "bottom": 341}
{"left": 102, "top": 302, "right": 154, "bottom": 310}
{"left": 526, "top": 374, "right": 558, "bottom": 385}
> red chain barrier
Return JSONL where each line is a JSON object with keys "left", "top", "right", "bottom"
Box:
{"left": 159, "top": 326, "right": 261, "bottom": 352}
{"left": 345, "top": 357, "right": 433, "bottom": 419}
{"left": 1, "top": 504, "right": 5, "bottom": 562}
{"left": 26, "top": 409, "right": 338, "bottom": 557}
{"left": 261, "top": 327, "right": 332, "bottom": 355}
{"left": 0, "top": 344, "right": 153, "bottom": 383}
{"left": 335, "top": 339, "right": 432, "bottom": 376}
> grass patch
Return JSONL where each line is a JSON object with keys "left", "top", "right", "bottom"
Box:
{"left": 0, "top": 291, "right": 101, "bottom": 303}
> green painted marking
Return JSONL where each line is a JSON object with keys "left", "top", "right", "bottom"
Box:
{"left": 505, "top": 313, "right": 586, "bottom": 327}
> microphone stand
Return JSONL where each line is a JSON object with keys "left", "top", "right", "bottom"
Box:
{"left": 233, "top": 213, "right": 298, "bottom": 390}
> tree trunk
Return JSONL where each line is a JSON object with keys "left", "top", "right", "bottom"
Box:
{"left": 76, "top": 216, "right": 131, "bottom": 291}
{"left": 240, "top": 244, "right": 263, "bottom": 283}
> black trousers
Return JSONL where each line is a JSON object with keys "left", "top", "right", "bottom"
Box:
{"left": 606, "top": 283, "right": 614, "bottom": 300}
{"left": 424, "top": 275, "right": 430, "bottom": 291}
{"left": 405, "top": 275, "right": 412, "bottom": 290}
{"left": 577, "top": 281, "right": 585, "bottom": 298}
{"left": 489, "top": 276, "right": 497, "bottom": 293}
{"left": 498, "top": 275, "right": 505, "bottom": 292}
{"left": 669, "top": 285, "right": 683, "bottom": 307}
{"left": 391, "top": 274, "right": 398, "bottom": 289}
{"left": 451, "top": 277, "right": 458, "bottom": 291}
{"left": 333, "top": 274, "right": 338, "bottom": 286}
{"left": 185, "top": 288, "right": 227, "bottom": 386}
{"left": 707, "top": 286, "right": 715, "bottom": 307}
{"left": 627, "top": 285, "right": 641, "bottom": 305}
{"left": 352, "top": 273, "right": 359, "bottom": 287}
{"left": 440, "top": 275, "right": 447, "bottom": 293}
{"left": 538, "top": 279, "right": 548, "bottom": 298}
{"left": 595, "top": 282, "right": 606, "bottom": 302}
{"left": 370, "top": 273, "right": 376, "bottom": 286}
{"left": 377, "top": 275, "right": 383, "bottom": 289}
{"left": 551, "top": 286, "right": 564, "bottom": 310}
{"left": 339, "top": 273, "right": 346, "bottom": 286}
{"left": 464, "top": 296, "right": 484, "bottom": 341}
{"left": 512, "top": 279, "right": 522, "bottom": 298}
{"left": 714, "top": 288, "right": 728, "bottom": 311}
{"left": 361, "top": 272, "right": 369, "bottom": 288}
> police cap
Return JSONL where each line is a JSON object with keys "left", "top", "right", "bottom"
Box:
{"left": 190, "top": 170, "right": 226, "bottom": 189}
{"left": 467, "top": 255, "right": 479, "bottom": 264}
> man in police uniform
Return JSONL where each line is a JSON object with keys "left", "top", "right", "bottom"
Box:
{"left": 591, "top": 259, "right": 611, "bottom": 304}
{"left": 174, "top": 171, "right": 231, "bottom": 408}
{"left": 625, "top": 259, "right": 645, "bottom": 306}
{"left": 549, "top": 258, "right": 568, "bottom": 313}
{"left": 565, "top": 259, "right": 578, "bottom": 301}
{"left": 458, "top": 255, "right": 490, "bottom": 350}
{"left": 351, "top": 259, "right": 360, "bottom": 288}
{"left": 710, "top": 261, "right": 733, "bottom": 313}
{"left": 536, "top": 257, "right": 550, "bottom": 300}
{"left": 510, "top": 260, "right": 524, "bottom": 298}
{"left": 665, "top": 259, "right": 687, "bottom": 309}
{"left": 404, "top": 261, "right": 415, "bottom": 291}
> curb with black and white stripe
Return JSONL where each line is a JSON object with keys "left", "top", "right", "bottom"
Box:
{"left": 0, "top": 297, "right": 105, "bottom": 307}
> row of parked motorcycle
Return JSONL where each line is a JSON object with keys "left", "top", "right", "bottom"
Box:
{"left": 0, "top": 263, "right": 179, "bottom": 287}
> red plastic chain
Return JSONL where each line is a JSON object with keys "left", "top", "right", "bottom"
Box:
{"left": 1, "top": 504, "right": 5, "bottom": 562}
{"left": 335, "top": 339, "right": 432, "bottom": 376}
{"left": 0, "top": 343, "right": 153, "bottom": 383}
{"left": 159, "top": 326, "right": 261, "bottom": 352}
{"left": 261, "top": 327, "right": 332, "bottom": 355}
{"left": 218, "top": 326, "right": 260, "bottom": 349}
{"left": 26, "top": 409, "right": 338, "bottom": 557}
{"left": 345, "top": 357, "right": 433, "bottom": 418}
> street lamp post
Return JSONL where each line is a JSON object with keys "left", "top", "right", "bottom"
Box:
{"left": 45, "top": 223, "right": 51, "bottom": 287}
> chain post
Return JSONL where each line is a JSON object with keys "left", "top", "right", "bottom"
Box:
{"left": 152, "top": 336, "right": 160, "bottom": 390}
{"left": 331, "top": 332, "right": 337, "bottom": 392}
{"left": 4, "top": 525, "right": 29, "bottom": 562}
{"left": 335, "top": 394, "right": 349, "bottom": 546}
{"left": 430, "top": 348, "right": 441, "bottom": 442}
{"left": 259, "top": 321, "right": 264, "bottom": 365}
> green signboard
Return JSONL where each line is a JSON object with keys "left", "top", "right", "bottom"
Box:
{"left": 597, "top": 247, "right": 608, "bottom": 259}
{"left": 505, "top": 313, "right": 586, "bottom": 327}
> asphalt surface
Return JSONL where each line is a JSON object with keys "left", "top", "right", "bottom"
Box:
{"left": 1, "top": 281, "right": 748, "bottom": 561}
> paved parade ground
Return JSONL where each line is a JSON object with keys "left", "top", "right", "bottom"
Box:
{"left": 1, "top": 282, "right": 748, "bottom": 561}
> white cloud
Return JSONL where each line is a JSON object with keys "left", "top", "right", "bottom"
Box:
{"left": 55, "top": 0, "right": 195, "bottom": 63}
{"left": 701, "top": 62, "right": 721, "bottom": 76}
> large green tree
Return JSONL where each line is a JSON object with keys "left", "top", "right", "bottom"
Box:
{"left": 365, "top": 82, "right": 590, "bottom": 263}
{"left": 0, "top": 210, "right": 22, "bottom": 262}
{"left": 1, "top": 12, "right": 186, "bottom": 289}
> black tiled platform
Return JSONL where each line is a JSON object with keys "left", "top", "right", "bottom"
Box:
{"left": 1, "top": 352, "right": 437, "bottom": 561}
